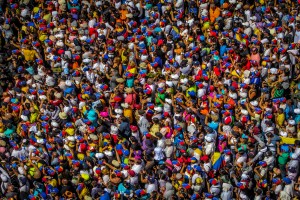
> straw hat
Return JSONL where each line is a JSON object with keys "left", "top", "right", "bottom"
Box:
{"left": 116, "top": 78, "right": 125, "bottom": 83}
{"left": 0, "top": 140, "right": 6, "bottom": 147}
{"left": 125, "top": 87, "right": 133, "bottom": 93}
{"left": 59, "top": 112, "right": 68, "bottom": 119}
{"left": 112, "top": 160, "right": 120, "bottom": 168}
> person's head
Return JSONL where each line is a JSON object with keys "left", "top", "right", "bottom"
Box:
{"left": 211, "top": 3, "right": 216, "bottom": 9}
{"left": 152, "top": 118, "right": 159, "bottom": 124}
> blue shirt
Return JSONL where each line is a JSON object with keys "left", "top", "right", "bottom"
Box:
{"left": 100, "top": 192, "right": 111, "bottom": 200}
{"left": 220, "top": 45, "right": 227, "bottom": 56}
{"left": 85, "top": 109, "right": 98, "bottom": 122}
{"left": 285, "top": 105, "right": 295, "bottom": 119}
{"left": 295, "top": 114, "right": 300, "bottom": 125}
{"left": 208, "top": 121, "right": 219, "bottom": 131}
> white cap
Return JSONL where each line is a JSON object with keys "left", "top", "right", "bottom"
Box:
{"left": 242, "top": 22, "right": 250, "bottom": 27}
{"left": 288, "top": 120, "right": 296, "bottom": 125}
{"left": 37, "top": 139, "right": 45, "bottom": 144}
{"left": 80, "top": 36, "right": 88, "bottom": 41}
{"left": 51, "top": 121, "right": 59, "bottom": 127}
{"left": 294, "top": 108, "right": 300, "bottom": 114}
{"left": 158, "top": 82, "right": 165, "bottom": 88}
{"left": 56, "top": 40, "right": 64, "bottom": 47}
{"left": 95, "top": 153, "right": 104, "bottom": 159}
{"left": 67, "top": 136, "right": 76, "bottom": 142}
{"left": 83, "top": 58, "right": 91, "bottom": 63}
{"left": 171, "top": 74, "right": 179, "bottom": 79}
{"left": 180, "top": 78, "right": 188, "bottom": 84}
{"left": 250, "top": 101, "right": 258, "bottom": 107}
{"left": 201, "top": 9, "right": 208, "bottom": 16}
{"left": 115, "top": 108, "right": 123, "bottom": 114}
{"left": 111, "top": 125, "right": 119, "bottom": 133}
{"left": 121, "top": 103, "right": 129, "bottom": 108}
{"left": 154, "top": 106, "right": 163, "bottom": 113}
{"left": 65, "top": 80, "right": 72, "bottom": 86}
{"left": 280, "top": 130, "right": 288, "bottom": 137}
{"left": 205, "top": 135, "right": 213, "bottom": 142}
{"left": 235, "top": 3, "right": 242, "bottom": 10}
{"left": 240, "top": 92, "right": 247, "bottom": 98}
{"left": 261, "top": 38, "right": 269, "bottom": 44}
{"left": 166, "top": 81, "right": 173, "bottom": 87}
{"left": 35, "top": 131, "right": 42, "bottom": 137}
{"left": 165, "top": 98, "right": 172, "bottom": 104}
{"left": 241, "top": 109, "right": 249, "bottom": 115}
{"left": 20, "top": 115, "right": 29, "bottom": 121}
{"left": 250, "top": 16, "right": 257, "bottom": 21}
{"left": 39, "top": 95, "right": 47, "bottom": 100}
{"left": 104, "top": 150, "right": 113, "bottom": 157}
{"left": 244, "top": 78, "right": 250, "bottom": 84}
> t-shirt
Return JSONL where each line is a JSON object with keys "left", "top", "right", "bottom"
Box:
{"left": 278, "top": 152, "right": 289, "bottom": 165}
{"left": 208, "top": 121, "right": 219, "bottom": 130}
{"left": 4, "top": 126, "right": 15, "bottom": 138}
{"left": 22, "top": 49, "right": 36, "bottom": 61}
{"left": 276, "top": 113, "right": 285, "bottom": 127}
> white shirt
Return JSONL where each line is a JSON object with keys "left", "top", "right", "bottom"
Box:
{"left": 157, "top": 139, "right": 165, "bottom": 148}
{"left": 281, "top": 183, "right": 294, "bottom": 200}
{"left": 129, "top": 175, "right": 139, "bottom": 185}
{"left": 210, "top": 184, "right": 221, "bottom": 196}
{"left": 131, "top": 164, "right": 143, "bottom": 174}
{"left": 146, "top": 183, "right": 158, "bottom": 194}
{"left": 46, "top": 75, "right": 55, "bottom": 86}
{"left": 204, "top": 143, "right": 214, "bottom": 156}
{"left": 237, "top": 153, "right": 247, "bottom": 164}
{"left": 203, "top": 162, "right": 212, "bottom": 172}
{"left": 11, "top": 149, "right": 26, "bottom": 160}
{"left": 154, "top": 147, "right": 165, "bottom": 161}
{"left": 221, "top": 183, "right": 233, "bottom": 200}
{"left": 88, "top": 19, "right": 96, "bottom": 28}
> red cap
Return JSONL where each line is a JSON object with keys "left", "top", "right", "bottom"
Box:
{"left": 157, "top": 39, "right": 164, "bottom": 46}
{"left": 224, "top": 116, "right": 232, "bottom": 125}
{"left": 163, "top": 112, "right": 169, "bottom": 117}
{"left": 130, "top": 125, "right": 138, "bottom": 132}
{"left": 71, "top": 8, "right": 77, "bottom": 13}
{"left": 200, "top": 155, "right": 209, "bottom": 161}
{"left": 128, "top": 170, "right": 135, "bottom": 176}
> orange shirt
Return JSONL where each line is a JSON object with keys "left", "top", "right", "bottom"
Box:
{"left": 120, "top": 9, "right": 128, "bottom": 21}
{"left": 209, "top": 7, "right": 221, "bottom": 23}
{"left": 174, "top": 48, "right": 182, "bottom": 55}
{"left": 72, "top": 62, "right": 79, "bottom": 69}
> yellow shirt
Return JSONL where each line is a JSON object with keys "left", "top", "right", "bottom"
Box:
{"left": 150, "top": 124, "right": 160, "bottom": 135}
{"left": 123, "top": 108, "right": 133, "bottom": 124}
{"left": 30, "top": 104, "right": 39, "bottom": 123}
{"left": 276, "top": 113, "right": 285, "bottom": 127}
{"left": 235, "top": 33, "right": 242, "bottom": 42}
{"left": 43, "top": 13, "right": 51, "bottom": 24}
{"left": 22, "top": 49, "right": 36, "bottom": 61}
{"left": 121, "top": 50, "right": 128, "bottom": 64}
{"left": 231, "top": 70, "right": 242, "bottom": 79}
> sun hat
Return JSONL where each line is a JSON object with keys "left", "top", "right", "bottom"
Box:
{"left": 59, "top": 112, "right": 68, "bottom": 119}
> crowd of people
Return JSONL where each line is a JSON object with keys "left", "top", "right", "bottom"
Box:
{"left": 0, "top": 0, "right": 300, "bottom": 199}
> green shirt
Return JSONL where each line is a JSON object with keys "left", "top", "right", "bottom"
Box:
{"left": 155, "top": 93, "right": 165, "bottom": 107}
{"left": 278, "top": 152, "right": 289, "bottom": 165}
{"left": 4, "top": 126, "right": 16, "bottom": 138}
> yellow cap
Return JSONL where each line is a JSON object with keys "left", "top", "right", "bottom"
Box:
{"left": 196, "top": 177, "right": 203, "bottom": 184}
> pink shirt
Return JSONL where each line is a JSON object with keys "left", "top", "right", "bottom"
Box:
{"left": 125, "top": 93, "right": 136, "bottom": 106}
{"left": 250, "top": 53, "right": 260, "bottom": 64}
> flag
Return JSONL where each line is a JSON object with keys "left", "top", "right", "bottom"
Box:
{"left": 212, "top": 152, "right": 224, "bottom": 171}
